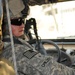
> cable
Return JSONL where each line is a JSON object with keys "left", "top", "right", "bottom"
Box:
{"left": 5, "top": 0, "right": 18, "bottom": 75}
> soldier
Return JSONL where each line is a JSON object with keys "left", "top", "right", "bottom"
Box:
{"left": 2, "top": 0, "right": 75, "bottom": 75}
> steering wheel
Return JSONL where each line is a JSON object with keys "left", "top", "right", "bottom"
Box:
{"left": 28, "top": 39, "right": 61, "bottom": 62}
{"left": 41, "top": 39, "right": 61, "bottom": 62}
{"left": 41, "top": 39, "right": 72, "bottom": 67}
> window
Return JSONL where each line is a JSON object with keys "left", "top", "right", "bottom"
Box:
{"left": 27, "top": 1, "right": 75, "bottom": 44}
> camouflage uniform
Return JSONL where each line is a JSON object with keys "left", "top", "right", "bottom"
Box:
{"left": 2, "top": 36, "right": 75, "bottom": 75}
{"left": 2, "top": 0, "right": 75, "bottom": 75}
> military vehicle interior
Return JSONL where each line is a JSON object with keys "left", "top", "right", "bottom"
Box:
{"left": 4, "top": 0, "right": 75, "bottom": 69}
{"left": 23, "top": 0, "right": 75, "bottom": 68}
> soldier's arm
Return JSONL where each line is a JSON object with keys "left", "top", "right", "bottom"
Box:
{"left": 2, "top": 43, "right": 75, "bottom": 75}
{"left": 21, "top": 50, "right": 75, "bottom": 75}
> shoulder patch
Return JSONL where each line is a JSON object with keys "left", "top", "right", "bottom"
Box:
{"left": 23, "top": 50, "right": 38, "bottom": 59}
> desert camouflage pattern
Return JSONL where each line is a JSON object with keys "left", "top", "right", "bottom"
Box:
{"left": 2, "top": 37, "right": 75, "bottom": 75}
{"left": 0, "top": 57, "right": 16, "bottom": 75}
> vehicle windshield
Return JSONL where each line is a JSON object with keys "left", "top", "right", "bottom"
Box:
{"left": 27, "top": 1, "right": 75, "bottom": 43}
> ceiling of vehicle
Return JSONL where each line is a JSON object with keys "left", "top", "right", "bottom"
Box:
{"left": 28, "top": 0, "right": 72, "bottom": 6}
{"left": 28, "top": 0, "right": 49, "bottom": 6}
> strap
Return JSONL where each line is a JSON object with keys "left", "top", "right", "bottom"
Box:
{"left": 3, "top": 37, "right": 23, "bottom": 45}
